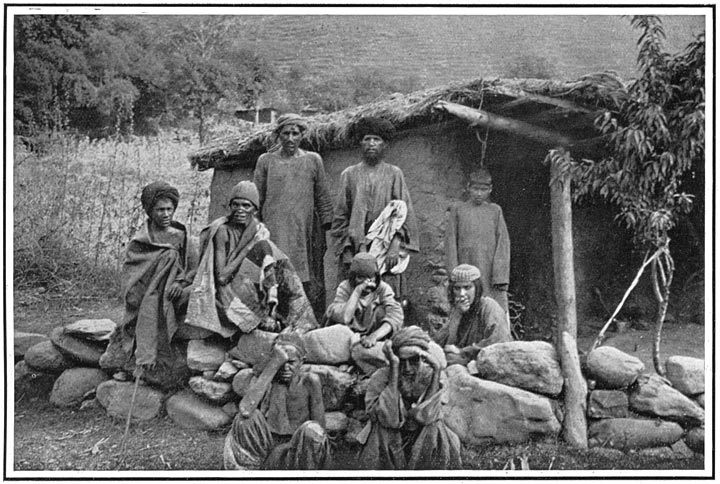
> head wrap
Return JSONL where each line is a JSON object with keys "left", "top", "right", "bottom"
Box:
{"left": 391, "top": 326, "right": 431, "bottom": 352}
{"left": 140, "top": 181, "right": 179, "bottom": 217}
{"left": 228, "top": 180, "right": 260, "bottom": 209}
{"left": 274, "top": 113, "right": 308, "bottom": 134}
{"left": 275, "top": 332, "right": 307, "bottom": 358}
{"left": 351, "top": 117, "right": 396, "bottom": 143}
{"left": 469, "top": 168, "right": 493, "bottom": 186}
{"left": 450, "top": 264, "right": 482, "bottom": 283}
{"left": 349, "top": 252, "right": 378, "bottom": 279}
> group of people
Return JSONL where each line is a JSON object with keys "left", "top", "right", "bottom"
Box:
{"left": 99, "top": 114, "right": 514, "bottom": 471}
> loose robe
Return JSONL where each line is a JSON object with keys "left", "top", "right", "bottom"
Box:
{"left": 434, "top": 296, "right": 512, "bottom": 363}
{"left": 325, "top": 280, "right": 403, "bottom": 336}
{"left": 254, "top": 150, "right": 333, "bottom": 282}
{"left": 445, "top": 201, "right": 510, "bottom": 311}
{"left": 101, "top": 220, "right": 197, "bottom": 372}
{"left": 185, "top": 217, "right": 316, "bottom": 338}
{"left": 358, "top": 367, "right": 462, "bottom": 470}
{"left": 331, "top": 161, "right": 419, "bottom": 260}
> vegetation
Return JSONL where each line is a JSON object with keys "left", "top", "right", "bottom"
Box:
{"left": 549, "top": 16, "right": 705, "bottom": 374}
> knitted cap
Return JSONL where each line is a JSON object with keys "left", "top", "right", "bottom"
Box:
{"left": 469, "top": 168, "right": 493, "bottom": 186}
{"left": 228, "top": 181, "right": 259, "bottom": 209}
{"left": 450, "top": 264, "right": 481, "bottom": 283}
{"left": 349, "top": 252, "right": 378, "bottom": 279}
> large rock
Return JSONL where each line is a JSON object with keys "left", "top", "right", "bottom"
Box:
{"left": 586, "top": 346, "right": 644, "bottom": 389}
{"left": 63, "top": 319, "right": 116, "bottom": 341}
{"left": 214, "top": 361, "right": 240, "bottom": 382}
{"left": 14, "top": 332, "right": 49, "bottom": 360}
{"left": 50, "top": 368, "right": 109, "bottom": 407}
{"left": 166, "top": 390, "right": 232, "bottom": 430}
{"left": 231, "top": 368, "right": 256, "bottom": 397}
{"left": 49, "top": 327, "right": 106, "bottom": 366}
{"left": 684, "top": 426, "right": 704, "bottom": 453}
{"left": 96, "top": 380, "right": 164, "bottom": 421}
{"left": 587, "top": 390, "right": 629, "bottom": 419}
{"left": 304, "top": 325, "right": 354, "bottom": 364}
{"left": 695, "top": 393, "right": 704, "bottom": 408}
{"left": 303, "top": 364, "right": 357, "bottom": 411}
{"left": 188, "top": 376, "right": 235, "bottom": 404}
{"left": 474, "top": 341, "right": 563, "bottom": 396}
{"left": 186, "top": 339, "right": 227, "bottom": 372}
{"left": 443, "top": 364, "right": 561, "bottom": 445}
{"left": 588, "top": 418, "right": 684, "bottom": 450}
{"left": 14, "top": 360, "right": 56, "bottom": 396}
{"left": 629, "top": 374, "right": 704, "bottom": 425}
{"left": 228, "top": 330, "right": 278, "bottom": 367}
{"left": 665, "top": 356, "right": 704, "bottom": 396}
{"left": 24, "top": 341, "right": 72, "bottom": 373}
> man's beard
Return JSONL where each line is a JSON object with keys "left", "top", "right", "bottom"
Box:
{"left": 399, "top": 367, "right": 433, "bottom": 401}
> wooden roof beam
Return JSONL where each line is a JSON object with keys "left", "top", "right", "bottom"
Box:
{"left": 497, "top": 94, "right": 594, "bottom": 114}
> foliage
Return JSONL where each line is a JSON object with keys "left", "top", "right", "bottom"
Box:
{"left": 504, "top": 54, "right": 557, "bottom": 79}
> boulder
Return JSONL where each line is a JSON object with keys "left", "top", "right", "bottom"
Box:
{"left": 684, "top": 426, "right": 704, "bottom": 453}
{"left": 586, "top": 346, "right": 644, "bottom": 389}
{"left": 49, "top": 327, "right": 106, "bottom": 366}
{"left": 443, "top": 364, "right": 561, "bottom": 445}
{"left": 665, "top": 356, "right": 704, "bottom": 396}
{"left": 324, "top": 411, "right": 350, "bottom": 433}
{"left": 63, "top": 319, "right": 116, "bottom": 341}
{"left": 50, "top": 368, "right": 109, "bottom": 408}
{"left": 14, "top": 332, "right": 49, "bottom": 360}
{"left": 186, "top": 339, "right": 227, "bottom": 372}
{"left": 629, "top": 374, "right": 704, "bottom": 425}
{"left": 474, "top": 341, "right": 563, "bottom": 396}
{"left": 214, "top": 361, "right": 240, "bottom": 382}
{"left": 222, "top": 401, "right": 238, "bottom": 418}
{"left": 231, "top": 369, "right": 256, "bottom": 397}
{"left": 228, "top": 330, "right": 278, "bottom": 367}
{"left": 188, "top": 376, "right": 235, "bottom": 404}
{"left": 303, "top": 364, "right": 357, "bottom": 411}
{"left": 670, "top": 440, "right": 696, "bottom": 459}
{"left": 350, "top": 339, "right": 387, "bottom": 374}
{"left": 695, "top": 393, "right": 704, "bottom": 409}
{"left": 96, "top": 380, "right": 164, "bottom": 421}
{"left": 588, "top": 418, "right": 684, "bottom": 450}
{"left": 304, "top": 325, "right": 354, "bottom": 364}
{"left": 587, "top": 390, "right": 629, "bottom": 419}
{"left": 166, "top": 390, "right": 232, "bottom": 430}
{"left": 14, "top": 360, "right": 56, "bottom": 396}
{"left": 24, "top": 341, "right": 72, "bottom": 373}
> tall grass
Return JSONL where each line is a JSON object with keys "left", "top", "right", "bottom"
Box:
{"left": 13, "top": 131, "right": 212, "bottom": 298}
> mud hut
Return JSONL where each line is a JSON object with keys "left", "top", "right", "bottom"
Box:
{"left": 189, "top": 74, "right": 654, "bottom": 338}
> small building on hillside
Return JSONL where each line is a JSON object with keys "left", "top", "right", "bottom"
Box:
{"left": 190, "top": 74, "right": 699, "bottom": 338}
{"left": 234, "top": 107, "right": 278, "bottom": 125}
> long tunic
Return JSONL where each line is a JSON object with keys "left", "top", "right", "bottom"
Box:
{"left": 254, "top": 150, "right": 333, "bottom": 282}
{"left": 445, "top": 201, "right": 510, "bottom": 310}
{"left": 325, "top": 280, "right": 404, "bottom": 336}
{"left": 331, "top": 161, "right": 419, "bottom": 257}
{"left": 358, "top": 367, "right": 462, "bottom": 470}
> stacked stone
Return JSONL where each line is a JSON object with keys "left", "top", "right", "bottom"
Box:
{"left": 585, "top": 346, "right": 704, "bottom": 456}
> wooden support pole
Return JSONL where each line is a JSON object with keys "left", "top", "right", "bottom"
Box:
{"left": 550, "top": 155, "right": 587, "bottom": 448}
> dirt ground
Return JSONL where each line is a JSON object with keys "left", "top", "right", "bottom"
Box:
{"left": 10, "top": 294, "right": 708, "bottom": 474}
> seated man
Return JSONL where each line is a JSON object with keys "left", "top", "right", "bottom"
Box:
{"left": 325, "top": 252, "right": 403, "bottom": 372}
{"left": 100, "top": 181, "right": 197, "bottom": 387}
{"left": 185, "top": 181, "right": 316, "bottom": 338}
{"left": 434, "top": 264, "right": 512, "bottom": 366}
{"left": 224, "top": 333, "right": 329, "bottom": 470}
{"left": 358, "top": 326, "right": 462, "bottom": 470}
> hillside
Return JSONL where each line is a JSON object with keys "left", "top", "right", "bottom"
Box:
{"left": 229, "top": 15, "right": 704, "bottom": 87}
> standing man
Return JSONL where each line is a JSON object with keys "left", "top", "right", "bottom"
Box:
{"left": 330, "top": 117, "right": 419, "bottom": 295}
{"left": 254, "top": 114, "right": 333, "bottom": 319}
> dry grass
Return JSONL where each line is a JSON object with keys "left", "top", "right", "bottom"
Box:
{"left": 13, "top": 131, "right": 213, "bottom": 297}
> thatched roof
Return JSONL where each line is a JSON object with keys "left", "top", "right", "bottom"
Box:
{"left": 190, "top": 73, "right": 627, "bottom": 171}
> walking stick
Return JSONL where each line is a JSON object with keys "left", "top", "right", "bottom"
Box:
{"left": 117, "top": 366, "right": 144, "bottom": 468}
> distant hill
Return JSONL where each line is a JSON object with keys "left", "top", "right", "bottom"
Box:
{"left": 231, "top": 15, "right": 704, "bottom": 87}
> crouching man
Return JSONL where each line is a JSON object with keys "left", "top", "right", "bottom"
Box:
{"left": 358, "top": 326, "right": 462, "bottom": 470}
{"left": 223, "top": 333, "right": 330, "bottom": 470}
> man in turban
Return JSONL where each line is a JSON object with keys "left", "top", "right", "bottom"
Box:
{"left": 254, "top": 113, "right": 333, "bottom": 320}
{"left": 358, "top": 326, "right": 462, "bottom": 470}
{"left": 100, "top": 181, "right": 197, "bottom": 388}
{"left": 330, "top": 117, "right": 419, "bottom": 297}
{"left": 435, "top": 264, "right": 512, "bottom": 366}
{"left": 223, "top": 333, "right": 330, "bottom": 470}
{"left": 185, "top": 181, "right": 317, "bottom": 339}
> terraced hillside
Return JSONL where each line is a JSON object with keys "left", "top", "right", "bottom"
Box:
{"left": 230, "top": 14, "right": 704, "bottom": 86}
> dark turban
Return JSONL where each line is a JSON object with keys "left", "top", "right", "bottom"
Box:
{"left": 351, "top": 117, "right": 396, "bottom": 143}
{"left": 274, "top": 113, "right": 309, "bottom": 135}
{"left": 141, "top": 181, "right": 179, "bottom": 216}
{"left": 391, "top": 325, "right": 431, "bottom": 353}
